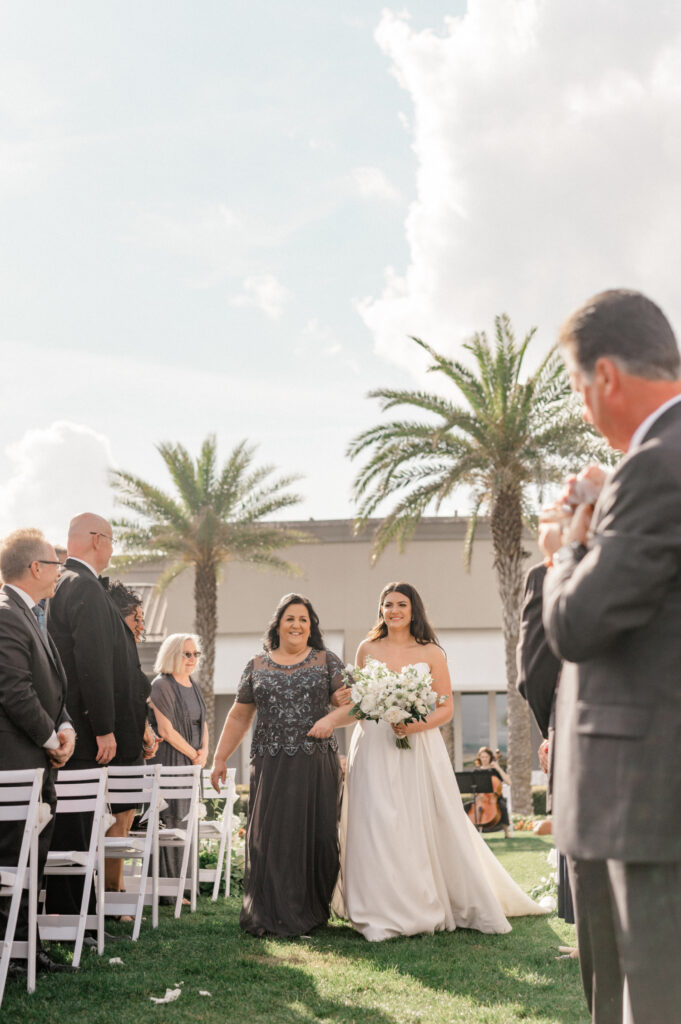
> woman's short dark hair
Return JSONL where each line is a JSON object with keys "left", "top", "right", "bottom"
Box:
{"left": 108, "top": 580, "right": 142, "bottom": 618}
{"left": 264, "top": 593, "right": 325, "bottom": 651}
{"left": 366, "top": 582, "right": 439, "bottom": 646}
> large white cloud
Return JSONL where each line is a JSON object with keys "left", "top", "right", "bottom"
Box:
{"left": 359, "top": 1, "right": 681, "bottom": 371}
{"left": 0, "top": 421, "right": 115, "bottom": 544}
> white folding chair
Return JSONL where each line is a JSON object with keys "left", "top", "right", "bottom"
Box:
{"left": 199, "top": 768, "right": 237, "bottom": 901}
{"left": 103, "top": 764, "right": 160, "bottom": 938}
{"left": 152, "top": 764, "right": 201, "bottom": 917}
{"left": 38, "top": 768, "right": 107, "bottom": 967}
{"left": 0, "top": 767, "right": 43, "bottom": 1004}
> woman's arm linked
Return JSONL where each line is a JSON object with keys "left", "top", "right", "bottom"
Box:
{"left": 210, "top": 702, "right": 257, "bottom": 789}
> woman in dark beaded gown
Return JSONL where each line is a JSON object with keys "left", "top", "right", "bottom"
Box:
{"left": 210, "top": 593, "right": 345, "bottom": 937}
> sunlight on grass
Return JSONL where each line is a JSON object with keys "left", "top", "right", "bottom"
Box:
{"left": 0, "top": 834, "right": 587, "bottom": 1024}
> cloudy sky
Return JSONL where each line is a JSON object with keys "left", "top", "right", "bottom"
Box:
{"left": 2, "top": 0, "right": 681, "bottom": 542}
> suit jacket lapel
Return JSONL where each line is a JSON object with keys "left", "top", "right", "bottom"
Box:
{"left": 5, "top": 586, "right": 61, "bottom": 671}
{"left": 23, "top": 600, "right": 60, "bottom": 668}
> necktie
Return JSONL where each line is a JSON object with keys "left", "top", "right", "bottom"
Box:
{"left": 99, "top": 576, "right": 110, "bottom": 590}
{"left": 32, "top": 603, "right": 47, "bottom": 636}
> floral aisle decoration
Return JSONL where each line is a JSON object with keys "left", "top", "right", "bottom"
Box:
{"left": 529, "top": 846, "right": 558, "bottom": 912}
{"left": 198, "top": 808, "right": 247, "bottom": 894}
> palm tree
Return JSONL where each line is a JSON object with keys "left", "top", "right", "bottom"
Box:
{"left": 110, "top": 436, "right": 308, "bottom": 748}
{"left": 349, "top": 315, "right": 606, "bottom": 813}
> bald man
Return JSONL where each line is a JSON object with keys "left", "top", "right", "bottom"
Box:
{"left": 45, "top": 514, "right": 137, "bottom": 932}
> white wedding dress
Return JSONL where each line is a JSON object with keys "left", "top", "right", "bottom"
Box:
{"left": 334, "top": 665, "right": 546, "bottom": 941}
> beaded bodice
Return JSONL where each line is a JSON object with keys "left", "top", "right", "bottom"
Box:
{"left": 236, "top": 648, "right": 346, "bottom": 756}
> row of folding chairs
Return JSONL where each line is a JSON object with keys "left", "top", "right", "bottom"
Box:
{"left": 0, "top": 764, "right": 237, "bottom": 1006}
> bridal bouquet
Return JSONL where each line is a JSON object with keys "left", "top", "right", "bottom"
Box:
{"left": 344, "top": 657, "right": 446, "bottom": 750}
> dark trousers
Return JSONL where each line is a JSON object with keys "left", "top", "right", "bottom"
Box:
{"left": 0, "top": 770, "right": 56, "bottom": 944}
{"left": 568, "top": 855, "right": 681, "bottom": 1024}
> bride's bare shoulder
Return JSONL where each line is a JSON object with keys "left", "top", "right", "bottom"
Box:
{"left": 356, "top": 638, "right": 387, "bottom": 664}
{"left": 422, "top": 641, "right": 446, "bottom": 666}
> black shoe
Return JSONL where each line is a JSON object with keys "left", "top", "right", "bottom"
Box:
{"left": 7, "top": 959, "right": 28, "bottom": 979}
{"left": 36, "top": 950, "right": 75, "bottom": 974}
{"left": 82, "top": 931, "right": 130, "bottom": 949}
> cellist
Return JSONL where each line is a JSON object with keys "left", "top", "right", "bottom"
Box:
{"left": 466, "top": 746, "right": 512, "bottom": 838}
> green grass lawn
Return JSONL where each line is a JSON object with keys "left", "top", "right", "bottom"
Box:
{"left": 2, "top": 834, "right": 587, "bottom": 1024}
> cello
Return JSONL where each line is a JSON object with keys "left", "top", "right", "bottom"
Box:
{"left": 466, "top": 770, "right": 503, "bottom": 829}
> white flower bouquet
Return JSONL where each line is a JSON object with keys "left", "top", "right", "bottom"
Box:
{"left": 344, "top": 656, "right": 446, "bottom": 749}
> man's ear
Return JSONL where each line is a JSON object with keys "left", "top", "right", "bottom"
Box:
{"left": 593, "top": 357, "right": 621, "bottom": 397}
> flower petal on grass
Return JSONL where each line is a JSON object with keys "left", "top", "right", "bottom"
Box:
{"left": 150, "top": 988, "right": 182, "bottom": 1004}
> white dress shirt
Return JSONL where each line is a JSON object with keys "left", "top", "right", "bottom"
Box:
{"left": 629, "top": 393, "right": 681, "bottom": 451}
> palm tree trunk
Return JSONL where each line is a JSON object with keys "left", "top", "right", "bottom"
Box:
{"left": 440, "top": 719, "right": 456, "bottom": 766}
{"left": 490, "top": 482, "right": 532, "bottom": 815}
{"left": 194, "top": 562, "right": 217, "bottom": 755}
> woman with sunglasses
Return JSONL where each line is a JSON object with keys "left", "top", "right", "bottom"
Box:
{"left": 149, "top": 633, "right": 208, "bottom": 896}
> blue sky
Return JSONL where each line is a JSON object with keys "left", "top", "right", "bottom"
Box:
{"left": 2, "top": 0, "right": 680, "bottom": 541}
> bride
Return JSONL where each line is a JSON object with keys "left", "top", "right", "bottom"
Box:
{"left": 309, "top": 581, "right": 545, "bottom": 941}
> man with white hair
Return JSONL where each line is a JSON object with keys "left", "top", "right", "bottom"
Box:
{"left": 0, "top": 528, "right": 74, "bottom": 975}
{"left": 44, "top": 513, "right": 134, "bottom": 937}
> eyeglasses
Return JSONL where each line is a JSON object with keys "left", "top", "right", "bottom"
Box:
{"left": 29, "top": 560, "right": 65, "bottom": 569}
{"left": 182, "top": 651, "right": 201, "bottom": 660}
{"left": 89, "top": 531, "right": 113, "bottom": 542}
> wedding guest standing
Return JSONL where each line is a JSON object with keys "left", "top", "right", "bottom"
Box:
{"left": 210, "top": 594, "right": 345, "bottom": 937}
{"left": 149, "top": 634, "right": 208, "bottom": 897}
{"left": 104, "top": 582, "right": 157, "bottom": 897}
{"left": 45, "top": 513, "right": 134, "bottom": 927}
{"left": 542, "top": 289, "right": 681, "bottom": 1024}
{"left": 0, "top": 530, "right": 74, "bottom": 975}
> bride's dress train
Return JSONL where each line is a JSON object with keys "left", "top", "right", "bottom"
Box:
{"left": 334, "top": 700, "right": 546, "bottom": 941}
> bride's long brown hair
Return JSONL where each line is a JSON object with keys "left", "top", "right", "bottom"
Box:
{"left": 366, "top": 582, "right": 440, "bottom": 646}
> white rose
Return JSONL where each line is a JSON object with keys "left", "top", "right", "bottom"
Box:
{"left": 360, "top": 696, "right": 377, "bottom": 714}
{"left": 382, "top": 707, "right": 409, "bottom": 725}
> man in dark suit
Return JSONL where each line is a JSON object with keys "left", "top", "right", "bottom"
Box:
{"left": 0, "top": 528, "right": 75, "bottom": 974}
{"left": 517, "top": 561, "right": 561, "bottom": 742}
{"left": 45, "top": 513, "right": 137, "bottom": 929}
{"left": 541, "top": 289, "right": 681, "bottom": 1024}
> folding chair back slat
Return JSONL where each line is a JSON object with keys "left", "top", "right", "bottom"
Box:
{"left": 0, "top": 768, "right": 43, "bottom": 1005}
{"left": 103, "top": 764, "right": 160, "bottom": 938}
{"left": 199, "top": 768, "right": 238, "bottom": 901}
{"left": 155, "top": 765, "right": 201, "bottom": 917}
{"left": 0, "top": 807, "right": 31, "bottom": 822}
{"left": 38, "top": 767, "right": 108, "bottom": 967}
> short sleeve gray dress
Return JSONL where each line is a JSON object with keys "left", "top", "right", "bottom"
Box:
{"left": 236, "top": 647, "right": 345, "bottom": 937}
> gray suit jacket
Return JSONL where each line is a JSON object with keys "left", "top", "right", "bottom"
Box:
{"left": 543, "top": 400, "right": 681, "bottom": 862}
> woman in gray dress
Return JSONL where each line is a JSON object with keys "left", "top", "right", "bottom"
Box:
{"left": 210, "top": 593, "right": 345, "bottom": 937}
{"left": 150, "top": 633, "right": 208, "bottom": 893}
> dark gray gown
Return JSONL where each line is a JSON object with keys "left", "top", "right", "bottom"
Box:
{"left": 236, "top": 648, "right": 344, "bottom": 937}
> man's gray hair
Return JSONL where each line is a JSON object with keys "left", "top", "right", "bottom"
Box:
{"left": 0, "top": 528, "right": 49, "bottom": 583}
{"left": 560, "top": 289, "right": 681, "bottom": 381}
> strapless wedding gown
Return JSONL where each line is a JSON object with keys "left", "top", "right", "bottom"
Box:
{"left": 334, "top": 665, "right": 546, "bottom": 941}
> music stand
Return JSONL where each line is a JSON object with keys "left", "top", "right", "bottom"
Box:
{"left": 455, "top": 769, "right": 494, "bottom": 832}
